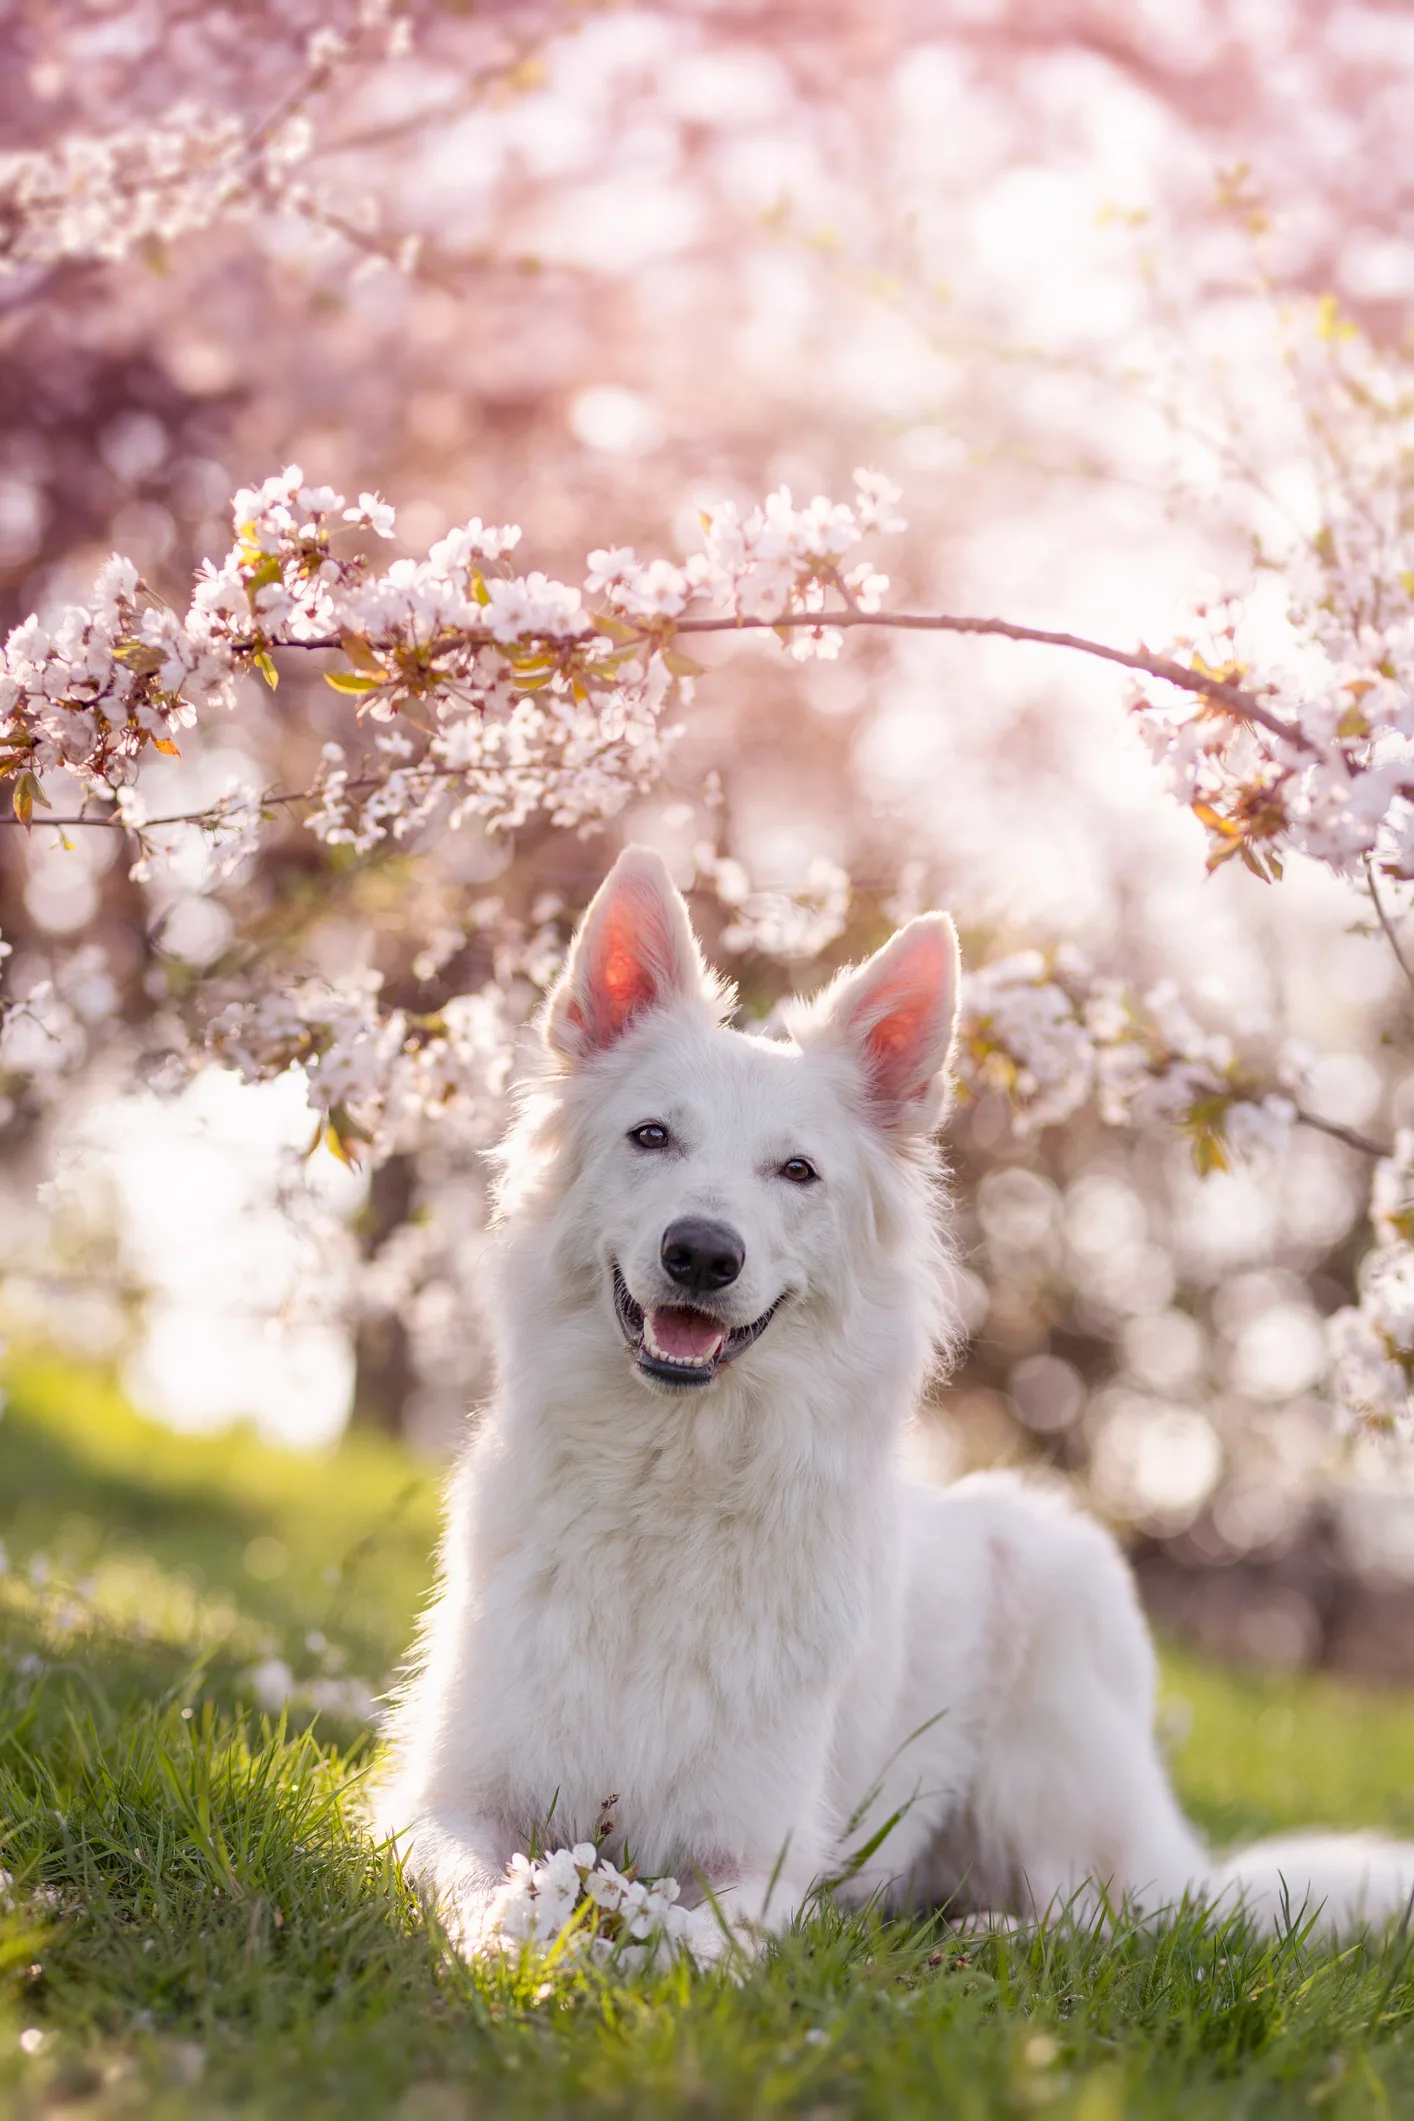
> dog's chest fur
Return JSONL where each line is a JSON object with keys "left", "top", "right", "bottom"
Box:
{"left": 448, "top": 1378, "right": 895, "bottom": 1854}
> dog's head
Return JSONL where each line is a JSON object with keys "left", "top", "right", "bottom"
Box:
{"left": 499, "top": 846, "right": 960, "bottom": 1402}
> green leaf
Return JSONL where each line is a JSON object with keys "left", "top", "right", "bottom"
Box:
{"left": 1238, "top": 842, "right": 1280, "bottom": 883}
{"left": 12, "top": 770, "right": 50, "bottom": 829}
{"left": 321, "top": 1103, "right": 373, "bottom": 1170}
{"left": 323, "top": 1120, "right": 361, "bottom": 1170}
{"left": 339, "top": 633, "right": 384, "bottom": 674}
{"left": 255, "top": 650, "right": 279, "bottom": 691}
{"left": 589, "top": 614, "right": 639, "bottom": 643}
{"left": 323, "top": 670, "right": 384, "bottom": 695}
{"left": 114, "top": 641, "right": 165, "bottom": 677}
{"left": 245, "top": 554, "right": 283, "bottom": 594}
{"left": 1189, "top": 1126, "right": 1229, "bottom": 1178}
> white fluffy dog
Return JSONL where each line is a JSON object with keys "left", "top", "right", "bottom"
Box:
{"left": 374, "top": 847, "right": 1414, "bottom": 1946}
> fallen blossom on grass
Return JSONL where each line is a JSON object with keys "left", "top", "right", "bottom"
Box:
{"left": 481, "top": 1845, "right": 728, "bottom": 1970}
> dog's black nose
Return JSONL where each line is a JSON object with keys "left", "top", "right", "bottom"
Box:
{"left": 661, "top": 1218, "right": 744, "bottom": 1294}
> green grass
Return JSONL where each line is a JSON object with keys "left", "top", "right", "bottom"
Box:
{"left": 6, "top": 1357, "right": 1414, "bottom": 2117}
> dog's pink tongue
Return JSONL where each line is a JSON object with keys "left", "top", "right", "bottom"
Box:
{"left": 649, "top": 1306, "right": 723, "bottom": 1359}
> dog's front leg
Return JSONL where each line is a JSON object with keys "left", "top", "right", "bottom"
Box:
{"left": 390, "top": 1810, "right": 522, "bottom": 1954}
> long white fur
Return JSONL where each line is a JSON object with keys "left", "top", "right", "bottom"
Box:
{"left": 372, "top": 847, "right": 1414, "bottom": 1945}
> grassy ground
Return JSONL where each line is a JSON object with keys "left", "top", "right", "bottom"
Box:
{"left": 6, "top": 1360, "right": 1414, "bottom": 2117}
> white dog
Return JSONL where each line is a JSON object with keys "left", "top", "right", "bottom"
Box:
{"left": 374, "top": 847, "right": 1414, "bottom": 1946}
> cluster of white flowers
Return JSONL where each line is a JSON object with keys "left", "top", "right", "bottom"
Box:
{"left": 1369, "top": 1131, "right": 1414, "bottom": 1248}
{"left": 587, "top": 469, "right": 899, "bottom": 659}
{"left": 484, "top": 1846, "right": 723, "bottom": 1970}
{"left": 1135, "top": 637, "right": 1414, "bottom": 886}
{"left": 0, "top": 106, "right": 254, "bottom": 277}
{"left": 1328, "top": 1256, "right": 1414, "bottom": 1438}
{"left": 0, "top": 553, "right": 235, "bottom": 809}
{"left": 207, "top": 968, "right": 516, "bottom": 1165}
{"left": 2, "top": 467, "right": 905, "bottom": 858}
{"left": 1134, "top": 331, "right": 1414, "bottom": 889}
{"left": 0, "top": 944, "right": 119, "bottom": 1112}
{"left": 0, "top": 10, "right": 414, "bottom": 284}
{"left": 692, "top": 472, "right": 900, "bottom": 661}
{"left": 960, "top": 949, "right": 1105, "bottom": 1132}
{"left": 703, "top": 850, "right": 853, "bottom": 959}
{"left": 1329, "top": 1132, "right": 1414, "bottom": 1437}
{"left": 957, "top": 949, "right": 1296, "bottom": 1168}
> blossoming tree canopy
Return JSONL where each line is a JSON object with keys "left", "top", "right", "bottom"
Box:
{"left": 6, "top": 311, "right": 1414, "bottom": 1440}
{"left": 8, "top": 0, "right": 1414, "bottom": 1491}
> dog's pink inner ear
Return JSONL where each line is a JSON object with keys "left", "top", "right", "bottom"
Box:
{"left": 578, "top": 895, "right": 666, "bottom": 1045}
{"left": 843, "top": 920, "right": 958, "bottom": 1115}
{"left": 556, "top": 860, "right": 705, "bottom": 1057}
{"left": 858, "top": 992, "right": 935, "bottom": 1104}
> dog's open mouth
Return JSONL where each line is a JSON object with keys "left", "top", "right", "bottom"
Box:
{"left": 612, "top": 1266, "right": 778, "bottom": 1388}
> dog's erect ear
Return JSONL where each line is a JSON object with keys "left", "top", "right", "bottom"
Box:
{"left": 544, "top": 847, "right": 713, "bottom": 1064}
{"left": 799, "top": 914, "right": 960, "bottom": 1133}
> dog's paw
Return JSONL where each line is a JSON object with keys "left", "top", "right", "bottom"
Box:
{"left": 436, "top": 1882, "right": 504, "bottom": 1958}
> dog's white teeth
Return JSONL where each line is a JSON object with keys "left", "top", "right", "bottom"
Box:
{"left": 642, "top": 1322, "right": 724, "bottom": 1366}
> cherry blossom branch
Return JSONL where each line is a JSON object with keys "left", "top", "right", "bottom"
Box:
{"left": 670, "top": 610, "right": 1305, "bottom": 739}
{"left": 0, "top": 462, "right": 1384, "bottom": 896}
{"left": 1364, "top": 855, "right": 1414, "bottom": 998}
{"left": 10, "top": 465, "right": 1308, "bottom": 866}
{"left": 0, "top": 768, "right": 459, "bottom": 835}
{"left": 1293, "top": 1106, "right": 1391, "bottom": 1159}
{"left": 0, "top": 610, "right": 1297, "bottom": 843}
{"left": 1135, "top": 327, "right": 1414, "bottom": 894}
{"left": 0, "top": 16, "right": 577, "bottom": 311}
{"left": 259, "top": 606, "right": 1299, "bottom": 735}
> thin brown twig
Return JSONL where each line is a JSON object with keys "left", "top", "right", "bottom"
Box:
{"left": 1293, "top": 1105, "right": 1390, "bottom": 1159}
{"left": 0, "top": 767, "right": 458, "bottom": 833}
{"left": 1363, "top": 853, "right": 1414, "bottom": 998}
{"left": 674, "top": 609, "right": 1298, "bottom": 738}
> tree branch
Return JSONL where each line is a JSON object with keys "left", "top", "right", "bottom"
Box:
{"left": 1363, "top": 854, "right": 1414, "bottom": 998}
{"left": 0, "top": 768, "right": 460, "bottom": 834}
{"left": 265, "top": 605, "right": 1310, "bottom": 745}
{"left": 1293, "top": 1105, "right": 1391, "bottom": 1159}
{"left": 0, "top": 600, "right": 1311, "bottom": 837}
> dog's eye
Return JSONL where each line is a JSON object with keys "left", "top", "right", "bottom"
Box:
{"left": 629, "top": 1122, "right": 671, "bottom": 1150}
{"left": 779, "top": 1156, "right": 818, "bottom": 1184}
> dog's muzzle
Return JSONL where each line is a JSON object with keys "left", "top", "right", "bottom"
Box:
{"left": 612, "top": 1265, "right": 779, "bottom": 1389}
